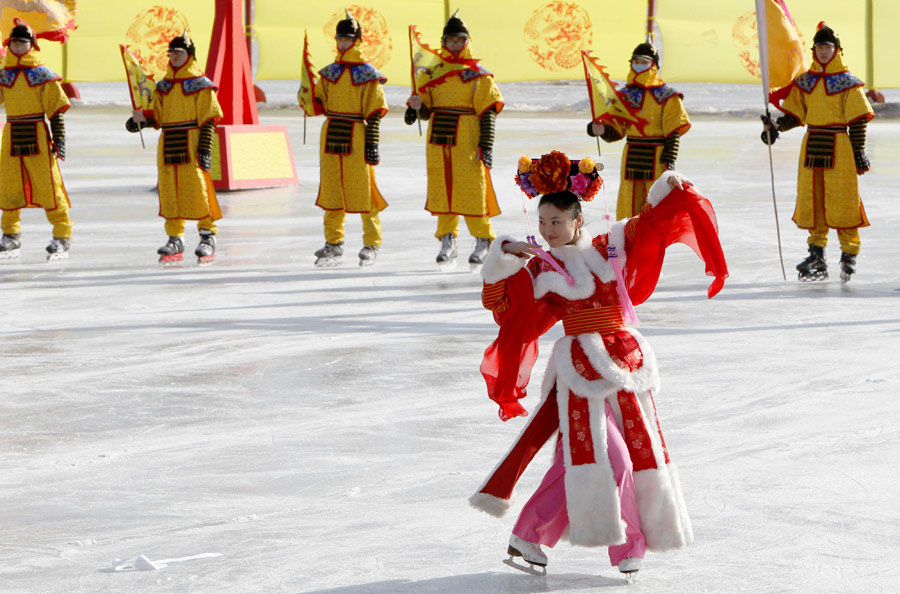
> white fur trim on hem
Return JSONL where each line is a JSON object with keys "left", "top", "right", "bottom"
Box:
{"left": 481, "top": 234, "right": 527, "bottom": 284}
{"left": 468, "top": 492, "right": 512, "bottom": 517}
{"left": 633, "top": 463, "right": 693, "bottom": 551}
{"left": 556, "top": 375, "right": 627, "bottom": 547}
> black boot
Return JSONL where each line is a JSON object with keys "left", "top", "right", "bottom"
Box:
{"left": 796, "top": 244, "right": 827, "bottom": 282}
{"left": 195, "top": 231, "right": 216, "bottom": 259}
{"left": 839, "top": 251, "right": 857, "bottom": 283}
{"left": 157, "top": 236, "right": 184, "bottom": 256}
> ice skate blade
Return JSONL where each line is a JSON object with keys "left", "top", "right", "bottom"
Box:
{"left": 840, "top": 271, "right": 852, "bottom": 283}
{"left": 159, "top": 253, "right": 184, "bottom": 266}
{"left": 359, "top": 260, "right": 375, "bottom": 268}
{"left": 0, "top": 250, "right": 21, "bottom": 262}
{"left": 503, "top": 556, "right": 546, "bottom": 577}
{"left": 198, "top": 254, "right": 215, "bottom": 266}
{"left": 469, "top": 262, "right": 483, "bottom": 271}
{"left": 46, "top": 252, "right": 69, "bottom": 262}
{"left": 622, "top": 571, "right": 638, "bottom": 584}
{"left": 315, "top": 257, "right": 342, "bottom": 268}
{"left": 798, "top": 271, "right": 828, "bottom": 282}
{"left": 437, "top": 258, "right": 458, "bottom": 271}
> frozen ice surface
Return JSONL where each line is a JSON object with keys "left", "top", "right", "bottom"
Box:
{"left": 1, "top": 99, "right": 899, "bottom": 594}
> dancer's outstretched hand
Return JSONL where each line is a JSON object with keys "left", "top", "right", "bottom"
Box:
{"left": 502, "top": 240, "right": 541, "bottom": 258}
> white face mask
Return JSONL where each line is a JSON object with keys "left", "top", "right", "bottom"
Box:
{"left": 632, "top": 61, "right": 652, "bottom": 74}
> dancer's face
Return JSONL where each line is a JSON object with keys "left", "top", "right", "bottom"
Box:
{"left": 539, "top": 204, "right": 583, "bottom": 248}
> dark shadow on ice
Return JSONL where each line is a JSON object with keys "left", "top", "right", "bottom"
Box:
{"left": 295, "top": 571, "right": 623, "bottom": 594}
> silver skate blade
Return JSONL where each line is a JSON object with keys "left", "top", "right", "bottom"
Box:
{"left": 0, "top": 250, "right": 21, "bottom": 262}
{"left": 623, "top": 571, "right": 638, "bottom": 584}
{"left": 468, "top": 262, "right": 482, "bottom": 272}
{"left": 358, "top": 258, "right": 375, "bottom": 268}
{"left": 46, "top": 252, "right": 69, "bottom": 262}
{"left": 198, "top": 254, "right": 215, "bottom": 266}
{"left": 315, "top": 257, "right": 342, "bottom": 268}
{"left": 437, "top": 259, "right": 457, "bottom": 271}
{"left": 503, "top": 556, "right": 547, "bottom": 577}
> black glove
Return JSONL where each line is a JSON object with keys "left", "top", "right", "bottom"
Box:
{"left": 479, "top": 147, "right": 493, "bottom": 169}
{"left": 53, "top": 137, "right": 66, "bottom": 161}
{"left": 404, "top": 107, "right": 418, "bottom": 126}
{"left": 365, "top": 143, "right": 379, "bottom": 165}
{"left": 760, "top": 114, "right": 779, "bottom": 145}
{"left": 198, "top": 150, "right": 212, "bottom": 171}
{"left": 854, "top": 150, "right": 870, "bottom": 174}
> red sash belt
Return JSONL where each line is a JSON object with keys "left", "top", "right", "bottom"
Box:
{"left": 562, "top": 306, "right": 625, "bottom": 336}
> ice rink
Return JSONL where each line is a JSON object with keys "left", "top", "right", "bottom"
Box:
{"left": 2, "top": 90, "right": 899, "bottom": 593}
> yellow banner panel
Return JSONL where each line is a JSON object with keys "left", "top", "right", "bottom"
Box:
{"left": 63, "top": 2, "right": 214, "bottom": 82}
{"left": 656, "top": 0, "right": 869, "bottom": 85}
{"left": 872, "top": 1, "right": 900, "bottom": 87}
{"left": 254, "top": 1, "right": 442, "bottom": 84}
{"left": 253, "top": 0, "right": 644, "bottom": 83}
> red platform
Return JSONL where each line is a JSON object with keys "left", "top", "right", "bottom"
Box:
{"left": 205, "top": 0, "right": 297, "bottom": 190}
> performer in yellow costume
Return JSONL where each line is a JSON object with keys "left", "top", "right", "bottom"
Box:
{"left": 126, "top": 32, "right": 223, "bottom": 262}
{"left": 311, "top": 12, "right": 388, "bottom": 268}
{"left": 405, "top": 11, "right": 504, "bottom": 265}
{"left": 0, "top": 20, "right": 71, "bottom": 260}
{"left": 587, "top": 42, "right": 690, "bottom": 220}
{"left": 762, "top": 23, "right": 873, "bottom": 283}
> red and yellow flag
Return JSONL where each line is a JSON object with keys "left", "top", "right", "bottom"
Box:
{"left": 119, "top": 44, "right": 154, "bottom": 113}
{"left": 298, "top": 30, "right": 320, "bottom": 116}
{"left": 0, "top": 0, "right": 76, "bottom": 43}
{"left": 581, "top": 51, "right": 647, "bottom": 135}
{"left": 408, "top": 25, "right": 476, "bottom": 93}
{"left": 757, "top": 0, "right": 807, "bottom": 93}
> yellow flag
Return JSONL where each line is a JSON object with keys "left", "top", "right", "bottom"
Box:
{"left": 581, "top": 51, "right": 647, "bottom": 134}
{"left": 408, "top": 25, "right": 475, "bottom": 93}
{"left": 759, "top": 0, "right": 807, "bottom": 91}
{"left": 297, "top": 30, "right": 319, "bottom": 116}
{"left": 0, "top": 1, "right": 77, "bottom": 43}
{"left": 119, "top": 44, "right": 154, "bottom": 112}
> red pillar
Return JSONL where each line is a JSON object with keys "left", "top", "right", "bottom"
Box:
{"left": 205, "top": 0, "right": 259, "bottom": 126}
{"left": 202, "top": 0, "right": 298, "bottom": 190}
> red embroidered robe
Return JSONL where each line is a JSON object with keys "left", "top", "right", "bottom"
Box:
{"left": 470, "top": 180, "right": 728, "bottom": 551}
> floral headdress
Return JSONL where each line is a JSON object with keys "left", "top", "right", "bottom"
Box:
{"left": 515, "top": 151, "right": 604, "bottom": 201}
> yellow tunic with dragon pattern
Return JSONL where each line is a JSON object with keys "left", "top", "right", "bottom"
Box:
{"left": 420, "top": 43, "right": 503, "bottom": 218}
{"left": 605, "top": 65, "right": 690, "bottom": 220}
{"left": 148, "top": 57, "right": 223, "bottom": 221}
{"left": 314, "top": 43, "right": 388, "bottom": 214}
{"left": 0, "top": 48, "right": 69, "bottom": 211}
{"left": 777, "top": 52, "right": 874, "bottom": 230}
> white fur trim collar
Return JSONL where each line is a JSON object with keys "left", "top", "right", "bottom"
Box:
{"left": 534, "top": 229, "right": 615, "bottom": 300}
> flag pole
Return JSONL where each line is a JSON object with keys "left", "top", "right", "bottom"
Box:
{"left": 408, "top": 26, "right": 422, "bottom": 136}
{"left": 303, "top": 113, "right": 307, "bottom": 145}
{"left": 755, "top": 0, "right": 787, "bottom": 281}
{"left": 139, "top": 128, "right": 145, "bottom": 149}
